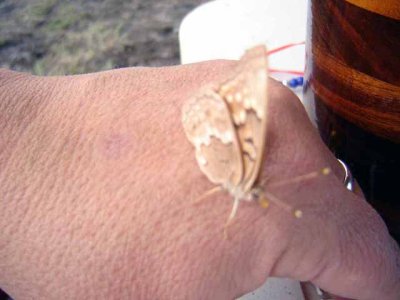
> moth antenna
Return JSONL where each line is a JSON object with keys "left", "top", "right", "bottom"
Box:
{"left": 193, "top": 186, "right": 223, "bottom": 204}
{"left": 224, "top": 197, "right": 240, "bottom": 240}
{"left": 262, "top": 191, "right": 303, "bottom": 219}
{"left": 268, "top": 167, "right": 331, "bottom": 188}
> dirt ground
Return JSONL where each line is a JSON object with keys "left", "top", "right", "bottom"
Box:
{"left": 0, "top": 0, "right": 209, "bottom": 75}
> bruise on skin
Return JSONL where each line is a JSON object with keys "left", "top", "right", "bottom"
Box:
{"left": 99, "top": 133, "right": 132, "bottom": 160}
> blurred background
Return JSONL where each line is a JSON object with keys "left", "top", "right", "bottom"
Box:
{"left": 0, "top": 0, "right": 208, "bottom": 75}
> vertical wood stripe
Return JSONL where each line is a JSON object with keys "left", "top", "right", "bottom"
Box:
{"left": 344, "top": 0, "right": 400, "bottom": 20}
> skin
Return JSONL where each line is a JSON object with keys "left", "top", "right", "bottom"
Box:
{"left": 0, "top": 62, "right": 399, "bottom": 300}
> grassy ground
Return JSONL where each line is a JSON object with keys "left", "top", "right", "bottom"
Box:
{"left": 0, "top": 0, "right": 208, "bottom": 75}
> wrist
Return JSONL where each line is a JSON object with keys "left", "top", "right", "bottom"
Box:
{"left": 0, "top": 71, "right": 88, "bottom": 296}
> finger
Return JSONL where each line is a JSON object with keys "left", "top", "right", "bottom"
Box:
{"left": 268, "top": 186, "right": 400, "bottom": 300}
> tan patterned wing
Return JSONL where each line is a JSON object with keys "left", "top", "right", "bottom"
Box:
{"left": 182, "top": 90, "right": 243, "bottom": 187}
{"left": 217, "top": 45, "right": 268, "bottom": 192}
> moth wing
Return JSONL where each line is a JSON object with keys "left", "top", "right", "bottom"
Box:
{"left": 182, "top": 90, "right": 243, "bottom": 187}
{"left": 217, "top": 45, "right": 268, "bottom": 192}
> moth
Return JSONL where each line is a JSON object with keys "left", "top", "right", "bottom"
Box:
{"left": 182, "top": 45, "right": 304, "bottom": 231}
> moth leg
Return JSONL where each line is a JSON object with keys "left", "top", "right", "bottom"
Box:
{"left": 267, "top": 167, "right": 331, "bottom": 188}
{"left": 224, "top": 196, "right": 240, "bottom": 239}
{"left": 193, "top": 186, "right": 224, "bottom": 204}
{"left": 263, "top": 190, "right": 302, "bottom": 218}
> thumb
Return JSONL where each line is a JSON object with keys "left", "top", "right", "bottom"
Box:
{"left": 262, "top": 182, "right": 400, "bottom": 300}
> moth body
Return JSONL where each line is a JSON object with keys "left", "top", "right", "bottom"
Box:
{"left": 182, "top": 45, "right": 269, "bottom": 226}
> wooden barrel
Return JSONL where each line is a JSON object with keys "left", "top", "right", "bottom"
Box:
{"left": 304, "top": 0, "right": 400, "bottom": 242}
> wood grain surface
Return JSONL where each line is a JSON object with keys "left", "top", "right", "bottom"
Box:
{"left": 304, "top": 0, "right": 400, "bottom": 242}
{"left": 345, "top": 0, "right": 400, "bottom": 20}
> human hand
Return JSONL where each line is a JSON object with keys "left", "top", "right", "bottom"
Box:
{"left": 0, "top": 63, "right": 399, "bottom": 300}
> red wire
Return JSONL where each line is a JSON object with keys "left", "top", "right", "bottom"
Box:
{"left": 268, "top": 68, "right": 304, "bottom": 76}
{"left": 266, "top": 42, "right": 305, "bottom": 75}
{"left": 267, "top": 41, "right": 305, "bottom": 55}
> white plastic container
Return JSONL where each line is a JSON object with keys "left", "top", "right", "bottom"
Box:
{"left": 179, "top": 0, "right": 307, "bottom": 81}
